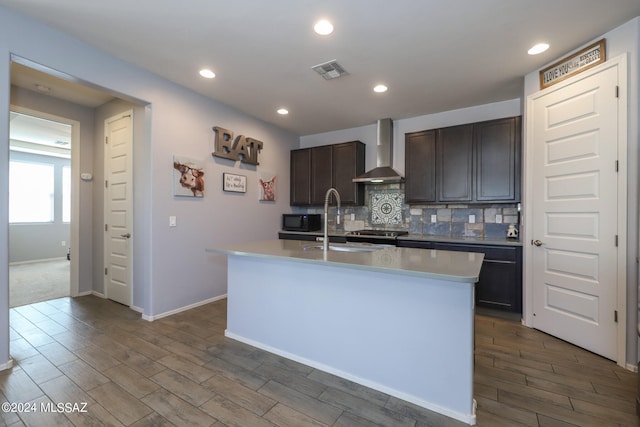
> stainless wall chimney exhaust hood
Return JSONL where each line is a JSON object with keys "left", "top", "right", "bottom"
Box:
{"left": 352, "top": 118, "right": 404, "bottom": 183}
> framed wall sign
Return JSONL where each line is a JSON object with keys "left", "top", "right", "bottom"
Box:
{"left": 539, "top": 39, "right": 606, "bottom": 89}
{"left": 223, "top": 172, "right": 247, "bottom": 193}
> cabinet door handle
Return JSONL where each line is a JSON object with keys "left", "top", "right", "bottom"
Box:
{"left": 532, "top": 239, "right": 543, "bottom": 247}
{"left": 121, "top": 233, "right": 131, "bottom": 239}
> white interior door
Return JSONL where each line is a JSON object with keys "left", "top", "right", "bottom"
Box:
{"left": 104, "top": 112, "right": 133, "bottom": 306}
{"left": 529, "top": 60, "right": 624, "bottom": 361}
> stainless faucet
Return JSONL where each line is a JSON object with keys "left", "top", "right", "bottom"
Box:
{"left": 323, "top": 188, "right": 341, "bottom": 252}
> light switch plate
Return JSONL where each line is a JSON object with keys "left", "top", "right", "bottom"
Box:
{"left": 169, "top": 216, "right": 177, "bottom": 227}
{"left": 496, "top": 214, "right": 503, "bottom": 224}
{"left": 431, "top": 214, "right": 437, "bottom": 223}
{"left": 469, "top": 214, "right": 476, "bottom": 224}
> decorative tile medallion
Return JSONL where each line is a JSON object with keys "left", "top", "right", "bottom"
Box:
{"left": 370, "top": 192, "right": 404, "bottom": 225}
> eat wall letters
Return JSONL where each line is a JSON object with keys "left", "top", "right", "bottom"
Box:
{"left": 212, "top": 126, "right": 263, "bottom": 165}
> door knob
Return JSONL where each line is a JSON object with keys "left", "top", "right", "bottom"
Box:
{"left": 532, "top": 239, "right": 543, "bottom": 246}
{"left": 121, "top": 233, "right": 131, "bottom": 239}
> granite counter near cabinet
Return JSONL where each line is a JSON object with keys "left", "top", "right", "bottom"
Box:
{"left": 208, "top": 239, "right": 482, "bottom": 424}
{"left": 278, "top": 229, "right": 522, "bottom": 247}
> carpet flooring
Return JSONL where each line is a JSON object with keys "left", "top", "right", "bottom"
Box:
{"left": 9, "top": 258, "right": 70, "bottom": 308}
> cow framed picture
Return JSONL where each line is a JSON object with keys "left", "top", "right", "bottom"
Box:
{"left": 173, "top": 156, "right": 205, "bottom": 197}
{"left": 258, "top": 171, "right": 276, "bottom": 201}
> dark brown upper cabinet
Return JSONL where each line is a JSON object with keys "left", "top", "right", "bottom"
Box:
{"left": 290, "top": 148, "right": 312, "bottom": 205}
{"left": 290, "top": 141, "right": 365, "bottom": 206}
{"left": 474, "top": 116, "right": 521, "bottom": 202}
{"left": 404, "top": 116, "right": 521, "bottom": 204}
{"left": 437, "top": 124, "right": 474, "bottom": 202}
{"left": 332, "top": 141, "right": 365, "bottom": 205}
{"left": 405, "top": 130, "right": 436, "bottom": 203}
{"left": 310, "top": 145, "right": 333, "bottom": 205}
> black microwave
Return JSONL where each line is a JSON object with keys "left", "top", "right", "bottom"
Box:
{"left": 282, "top": 214, "right": 321, "bottom": 232}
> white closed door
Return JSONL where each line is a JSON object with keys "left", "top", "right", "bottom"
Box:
{"left": 530, "top": 60, "right": 623, "bottom": 361}
{"left": 105, "top": 112, "right": 133, "bottom": 306}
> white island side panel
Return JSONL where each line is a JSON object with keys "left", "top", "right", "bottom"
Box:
{"left": 225, "top": 254, "right": 476, "bottom": 424}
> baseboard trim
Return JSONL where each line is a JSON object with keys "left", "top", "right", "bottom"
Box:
{"left": 142, "top": 294, "right": 228, "bottom": 322}
{"left": 0, "top": 359, "right": 14, "bottom": 371}
{"left": 89, "top": 291, "right": 105, "bottom": 298}
{"left": 9, "top": 257, "right": 68, "bottom": 266}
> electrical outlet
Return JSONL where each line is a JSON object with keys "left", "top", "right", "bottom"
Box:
{"left": 350, "top": 213, "right": 355, "bottom": 221}
{"left": 431, "top": 214, "right": 437, "bottom": 223}
{"left": 495, "top": 214, "right": 503, "bottom": 224}
{"left": 469, "top": 214, "right": 476, "bottom": 224}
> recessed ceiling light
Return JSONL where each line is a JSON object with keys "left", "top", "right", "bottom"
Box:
{"left": 199, "top": 69, "right": 216, "bottom": 79}
{"left": 277, "top": 108, "right": 289, "bottom": 115}
{"left": 373, "top": 84, "right": 388, "bottom": 93}
{"left": 528, "top": 43, "right": 549, "bottom": 55}
{"left": 314, "top": 19, "right": 334, "bottom": 35}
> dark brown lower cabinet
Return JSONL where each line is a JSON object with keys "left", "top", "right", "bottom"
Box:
{"left": 398, "top": 240, "right": 522, "bottom": 313}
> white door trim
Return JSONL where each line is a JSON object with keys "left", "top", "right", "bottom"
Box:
{"left": 523, "top": 53, "right": 628, "bottom": 367}
{"left": 9, "top": 105, "right": 81, "bottom": 298}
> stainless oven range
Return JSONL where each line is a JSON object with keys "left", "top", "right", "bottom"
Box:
{"left": 345, "top": 229, "right": 408, "bottom": 246}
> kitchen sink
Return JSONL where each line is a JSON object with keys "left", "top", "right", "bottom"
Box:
{"left": 303, "top": 243, "right": 386, "bottom": 253}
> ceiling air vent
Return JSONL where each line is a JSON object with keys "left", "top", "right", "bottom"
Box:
{"left": 311, "top": 60, "right": 348, "bottom": 80}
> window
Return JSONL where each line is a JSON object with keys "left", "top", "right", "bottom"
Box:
{"left": 9, "top": 161, "right": 55, "bottom": 223}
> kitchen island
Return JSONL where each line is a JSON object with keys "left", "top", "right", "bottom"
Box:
{"left": 207, "top": 239, "right": 484, "bottom": 425}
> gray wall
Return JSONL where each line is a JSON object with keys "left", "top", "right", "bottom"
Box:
{"left": 8, "top": 150, "right": 70, "bottom": 263}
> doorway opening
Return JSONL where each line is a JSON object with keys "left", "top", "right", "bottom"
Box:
{"left": 8, "top": 110, "right": 75, "bottom": 307}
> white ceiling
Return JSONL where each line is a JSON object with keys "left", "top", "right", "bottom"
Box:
{"left": 3, "top": 1, "right": 640, "bottom": 136}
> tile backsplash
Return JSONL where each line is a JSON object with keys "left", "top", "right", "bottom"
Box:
{"left": 294, "top": 183, "right": 520, "bottom": 239}
{"left": 408, "top": 205, "right": 519, "bottom": 238}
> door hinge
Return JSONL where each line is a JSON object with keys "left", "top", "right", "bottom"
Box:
{"left": 105, "top": 268, "right": 108, "bottom": 275}
{"left": 615, "top": 85, "right": 619, "bottom": 98}
{"left": 614, "top": 310, "right": 618, "bottom": 323}
{"left": 615, "top": 160, "right": 619, "bottom": 172}
{"left": 105, "top": 224, "right": 108, "bottom": 232}
{"left": 105, "top": 180, "right": 109, "bottom": 188}
{"left": 105, "top": 136, "right": 109, "bottom": 144}
{"left": 615, "top": 235, "right": 618, "bottom": 247}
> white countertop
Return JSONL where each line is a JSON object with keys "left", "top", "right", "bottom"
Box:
{"left": 207, "top": 239, "right": 484, "bottom": 283}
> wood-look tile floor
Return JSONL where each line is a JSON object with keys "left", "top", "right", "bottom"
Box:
{"left": 1, "top": 295, "right": 637, "bottom": 426}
